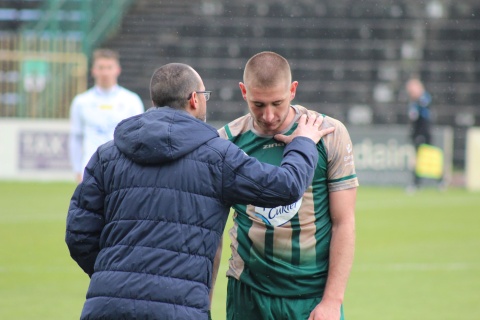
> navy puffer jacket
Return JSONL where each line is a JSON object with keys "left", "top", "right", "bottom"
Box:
{"left": 66, "top": 107, "right": 318, "bottom": 319}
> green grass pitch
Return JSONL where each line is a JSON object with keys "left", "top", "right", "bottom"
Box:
{"left": 0, "top": 181, "right": 479, "bottom": 319}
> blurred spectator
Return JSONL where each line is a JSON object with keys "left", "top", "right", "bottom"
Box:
{"left": 406, "top": 77, "right": 444, "bottom": 192}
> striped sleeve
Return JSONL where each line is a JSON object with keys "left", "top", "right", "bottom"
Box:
{"left": 321, "top": 116, "right": 359, "bottom": 191}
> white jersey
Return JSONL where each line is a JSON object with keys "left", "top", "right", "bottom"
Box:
{"left": 69, "top": 85, "right": 144, "bottom": 174}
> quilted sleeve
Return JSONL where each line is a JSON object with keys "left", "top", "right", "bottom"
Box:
{"left": 65, "top": 150, "right": 106, "bottom": 277}
{"left": 221, "top": 136, "right": 318, "bottom": 207}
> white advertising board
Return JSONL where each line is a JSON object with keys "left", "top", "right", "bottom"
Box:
{"left": 0, "top": 119, "right": 72, "bottom": 181}
{"left": 348, "top": 125, "right": 453, "bottom": 186}
{"left": 0, "top": 120, "right": 453, "bottom": 186}
{"left": 465, "top": 127, "right": 480, "bottom": 191}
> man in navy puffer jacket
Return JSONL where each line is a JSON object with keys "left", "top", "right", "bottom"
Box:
{"left": 66, "top": 63, "right": 334, "bottom": 320}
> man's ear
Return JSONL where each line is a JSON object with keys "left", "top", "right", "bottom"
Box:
{"left": 239, "top": 82, "right": 247, "bottom": 100}
{"left": 188, "top": 91, "right": 199, "bottom": 110}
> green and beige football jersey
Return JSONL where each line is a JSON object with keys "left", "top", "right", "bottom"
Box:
{"left": 218, "top": 105, "right": 359, "bottom": 298}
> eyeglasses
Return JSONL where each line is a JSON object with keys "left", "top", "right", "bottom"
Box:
{"left": 187, "top": 91, "right": 212, "bottom": 101}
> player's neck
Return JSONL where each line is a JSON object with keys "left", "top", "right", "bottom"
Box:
{"left": 272, "top": 106, "right": 296, "bottom": 134}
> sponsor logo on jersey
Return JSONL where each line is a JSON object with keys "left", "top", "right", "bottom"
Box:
{"left": 254, "top": 198, "right": 302, "bottom": 226}
{"left": 344, "top": 143, "right": 354, "bottom": 166}
{"left": 263, "top": 142, "right": 285, "bottom": 149}
{"left": 346, "top": 143, "right": 352, "bottom": 154}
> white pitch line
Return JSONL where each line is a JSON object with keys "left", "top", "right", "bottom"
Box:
{"left": 0, "top": 214, "right": 66, "bottom": 224}
{"left": 355, "top": 262, "right": 480, "bottom": 272}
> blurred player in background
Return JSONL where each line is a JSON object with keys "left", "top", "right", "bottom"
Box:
{"left": 218, "top": 51, "right": 358, "bottom": 320}
{"left": 69, "top": 48, "right": 144, "bottom": 183}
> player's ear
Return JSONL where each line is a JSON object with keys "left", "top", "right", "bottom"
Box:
{"left": 239, "top": 82, "right": 247, "bottom": 100}
{"left": 290, "top": 81, "right": 298, "bottom": 100}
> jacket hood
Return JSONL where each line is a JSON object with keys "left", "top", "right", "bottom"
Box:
{"left": 114, "top": 107, "right": 219, "bottom": 164}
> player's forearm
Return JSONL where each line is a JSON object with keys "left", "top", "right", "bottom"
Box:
{"left": 322, "top": 216, "right": 355, "bottom": 304}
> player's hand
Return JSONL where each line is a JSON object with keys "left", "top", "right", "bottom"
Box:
{"left": 308, "top": 299, "right": 341, "bottom": 320}
{"left": 274, "top": 114, "right": 334, "bottom": 145}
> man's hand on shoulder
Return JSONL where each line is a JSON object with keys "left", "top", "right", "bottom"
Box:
{"left": 274, "top": 114, "right": 334, "bottom": 145}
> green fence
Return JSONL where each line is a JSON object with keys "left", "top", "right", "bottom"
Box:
{"left": 0, "top": 34, "right": 87, "bottom": 118}
{"left": 0, "top": 0, "right": 135, "bottom": 119}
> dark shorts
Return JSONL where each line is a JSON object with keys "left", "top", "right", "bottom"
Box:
{"left": 226, "top": 277, "right": 344, "bottom": 320}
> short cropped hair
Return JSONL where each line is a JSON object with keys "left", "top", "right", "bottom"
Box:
{"left": 150, "top": 63, "right": 200, "bottom": 109}
{"left": 92, "top": 49, "right": 120, "bottom": 63}
{"left": 243, "top": 51, "right": 292, "bottom": 88}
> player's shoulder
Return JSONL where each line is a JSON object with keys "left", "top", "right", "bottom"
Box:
{"left": 75, "top": 87, "right": 96, "bottom": 99}
{"left": 218, "top": 114, "right": 252, "bottom": 139}
{"left": 71, "top": 87, "right": 96, "bottom": 105}
{"left": 293, "top": 104, "right": 347, "bottom": 130}
{"left": 323, "top": 115, "right": 348, "bottom": 132}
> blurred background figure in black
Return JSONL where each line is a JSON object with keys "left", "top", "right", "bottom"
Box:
{"left": 406, "top": 77, "right": 444, "bottom": 192}
{"left": 406, "top": 77, "right": 431, "bottom": 192}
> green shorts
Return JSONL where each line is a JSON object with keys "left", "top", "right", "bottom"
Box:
{"left": 226, "top": 277, "right": 344, "bottom": 320}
